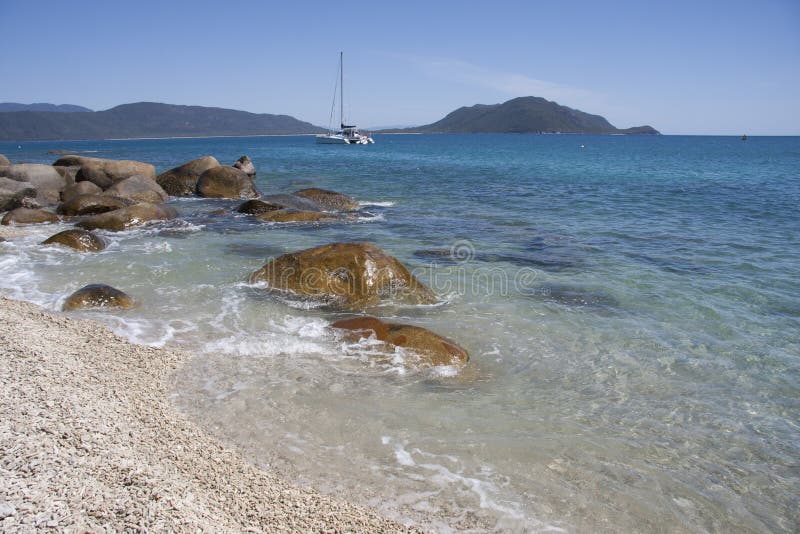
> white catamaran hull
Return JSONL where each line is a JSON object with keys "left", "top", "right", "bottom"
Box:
{"left": 315, "top": 134, "right": 374, "bottom": 144}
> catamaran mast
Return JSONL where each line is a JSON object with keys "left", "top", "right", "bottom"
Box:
{"left": 339, "top": 51, "right": 344, "bottom": 129}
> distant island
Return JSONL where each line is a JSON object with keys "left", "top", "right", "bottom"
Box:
{"left": 0, "top": 97, "right": 658, "bottom": 141}
{"left": 0, "top": 102, "right": 325, "bottom": 141}
{"left": 380, "top": 96, "right": 659, "bottom": 135}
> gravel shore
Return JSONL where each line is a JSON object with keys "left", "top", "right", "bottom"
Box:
{"left": 0, "top": 297, "right": 413, "bottom": 532}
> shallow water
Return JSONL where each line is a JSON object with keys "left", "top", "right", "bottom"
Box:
{"left": 1, "top": 134, "right": 799, "bottom": 532}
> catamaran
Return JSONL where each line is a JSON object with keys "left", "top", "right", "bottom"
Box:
{"left": 316, "top": 52, "right": 374, "bottom": 145}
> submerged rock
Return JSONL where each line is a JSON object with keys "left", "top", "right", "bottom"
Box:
{"left": 232, "top": 155, "right": 256, "bottom": 177}
{"left": 331, "top": 316, "right": 469, "bottom": 367}
{"left": 237, "top": 199, "right": 283, "bottom": 215}
{"left": 42, "top": 229, "right": 105, "bottom": 252}
{"left": 76, "top": 202, "right": 177, "bottom": 232}
{"left": 249, "top": 242, "right": 437, "bottom": 311}
{"left": 61, "top": 180, "right": 103, "bottom": 203}
{"left": 104, "top": 175, "right": 169, "bottom": 204}
{"left": 196, "top": 166, "right": 259, "bottom": 199}
{"left": 294, "top": 188, "right": 359, "bottom": 212}
{"left": 156, "top": 156, "right": 220, "bottom": 196}
{"left": 54, "top": 155, "right": 156, "bottom": 190}
{"left": 57, "top": 194, "right": 131, "bottom": 216}
{"left": 255, "top": 208, "right": 338, "bottom": 223}
{"left": 261, "top": 193, "right": 323, "bottom": 212}
{"left": 1, "top": 207, "right": 59, "bottom": 225}
{"left": 62, "top": 284, "right": 135, "bottom": 311}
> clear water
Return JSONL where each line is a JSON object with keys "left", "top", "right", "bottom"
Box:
{"left": 1, "top": 134, "right": 798, "bottom": 532}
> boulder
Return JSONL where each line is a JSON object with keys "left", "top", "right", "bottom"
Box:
{"left": 0, "top": 154, "right": 10, "bottom": 166}
{"left": 54, "top": 156, "right": 156, "bottom": 190}
{"left": 76, "top": 202, "right": 177, "bottom": 232}
{"left": 57, "top": 194, "right": 131, "bottom": 216}
{"left": 156, "top": 156, "right": 220, "bottom": 196}
{"left": 331, "top": 316, "right": 469, "bottom": 366}
{"left": 42, "top": 229, "right": 106, "bottom": 252}
{"left": 1, "top": 207, "right": 59, "bottom": 225}
{"left": 232, "top": 155, "right": 256, "bottom": 177}
{"left": 0, "top": 163, "right": 67, "bottom": 205}
{"left": 294, "top": 188, "right": 359, "bottom": 212}
{"left": 54, "top": 165, "right": 80, "bottom": 185}
{"left": 249, "top": 242, "right": 437, "bottom": 311}
{"left": 62, "top": 284, "right": 135, "bottom": 311}
{"left": 196, "top": 166, "right": 259, "bottom": 199}
{"left": 104, "top": 175, "right": 168, "bottom": 204}
{"left": 61, "top": 181, "right": 103, "bottom": 203}
{"left": 261, "top": 193, "right": 323, "bottom": 212}
{"left": 0, "top": 177, "right": 36, "bottom": 211}
{"left": 255, "top": 208, "right": 338, "bottom": 223}
{"left": 237, "top": 199, "right": 283, "bottom": 215}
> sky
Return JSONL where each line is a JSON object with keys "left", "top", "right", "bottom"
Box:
{"left": 0, "top": 0, "right": 798, "bottom": 135}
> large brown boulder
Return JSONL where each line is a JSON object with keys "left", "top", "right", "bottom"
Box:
{"left": 331, "top": 316, "right": 469, "bottom": 367}
{"left": 294, "top": 188, "right": 359, "bottom": 212}
{"left": 0, "top": 154, "right": 11, "bottom": 166}
{"left": 156, "top": 156, "right": 220, "bottom": 196}
{"left": 255, "top": 208, "right": 339, "bottom": 223}
{"left": 196, "top": 166, "right": 259, "bottom": 199}
{"left": 0, "top": 177, "right": 36, "bottom": 211}
{"left": 62, "top": 284, "right": 135, "bottom": 311}
{"left": 57, "top": 194, "right": 131, "bottom": 216}
{"left": 249, "top": 242, "right": 437, "bottom": 311}
{"left": 1, "top": 207, "right": 59, "bottom": 225}
{"left": 61, "top": 181, "right": 103, "bottom": 203}
{"left": 104, "top": 175, "right": 168, "bottom": 204}
{"left": 42, "top": 229, "right": 106, "bottom": 252}
{"left": 232, "top": 155, "right": 256, "bottom": 177}
{"left": 76, "top": 202, "right": 177, "bottom": 232}
{"left": 0, "top": 163, "right": 67, "bottom": 205}
{"left": 237, "top": 199, "right": 283, "bottom": 214}
{"left": 54, "top": 156, "right": 156, "bottom": 190}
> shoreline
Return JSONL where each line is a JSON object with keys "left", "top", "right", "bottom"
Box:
{"left": 0, "top": 296, "right": 413, "bottom": 531}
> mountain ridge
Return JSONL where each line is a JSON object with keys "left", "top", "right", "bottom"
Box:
{"left": 380, "top": 96, "right": 659, "bottom": 135}
{"left": 0, "top": 103, "right": 93, "bottom": 113}
{"left": 0, "top": 102, "right": 325, "bottom": 141}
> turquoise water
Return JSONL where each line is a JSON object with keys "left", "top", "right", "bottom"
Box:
{"left": 1, "top": 134, "right": 798, "bottom": 532}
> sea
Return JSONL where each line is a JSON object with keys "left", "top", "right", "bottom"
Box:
{"left": 1, "top": 134, "right": 798, "bottom": 532}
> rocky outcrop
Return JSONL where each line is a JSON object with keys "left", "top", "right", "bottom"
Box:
{"left": 232, "top": 155, "right": 256, "bottom": 177}
{"left": 76, "top": 202, "right": 177, "bottom": 232}
{"left": 0, "top": 163, "right": 67, "bottom": 205}
{"left": 57, "top": 194, "right": 131, "bottom": 216}
{"left": 196, "top": 166, "right": 259, "bottom": 199}
{"left": 331, "top": 316, "right": 469, "bottom": 366}
{"left": 54, "top": 156, "right": 156, "bottom": 190}
{"left": 261, "top": 193, "right": 323, "bottom": 212}
{"left": 104, "top": 175, "right": 168, "bottom": 204}
{"left": 0, "top": 177, "right": 36, "bottom": 211}
{"left": 294, "top": 188, "right": 359, "bottom": 212}
{"left": 61, "top": 181, "right": 103, "bottom": 203}
{"left": 62, "top": 284, "right": 135, "bottom": 311}
{"left": 237, "top": 199, "right": 283, "bottom": 215}
{"left": 1, "top": 207, "right": 59, "bottom": 225}
{"left": 255, "top": 209, "right": 338, "bottom": 223}
{"left": 249, "top": 242, "right": 437, "bottom": 311}
{"left": 42, "top": 229, "right": 106, "bottom": 252}
{"left": 0, "top": 154, "right": 10, "bottom": 166}
{"left": 156, "top": 156, "right": 220, "bottom": 196}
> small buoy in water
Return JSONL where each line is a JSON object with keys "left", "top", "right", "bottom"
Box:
{"left": 17, "top": 145, "right": 21, "bottom": 149}
{"left": 580, "top": 144, "right": 585, "bottom": 148}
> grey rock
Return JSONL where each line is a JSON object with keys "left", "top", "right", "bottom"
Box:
{"left": 0, "top": 177, "right": 37, "bottom": 211}
{"left": 232, "top": 155, "right": 256, "bottom": 177}
{"left": 104, "top": 175, "right": 168, "bottom": 204}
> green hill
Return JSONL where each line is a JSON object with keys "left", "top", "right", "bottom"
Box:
{"left": 385, "top": 96, "right": 659, "bottom": 134}
{"left": 0, "top": 102, "right": 325, "bottom": 141}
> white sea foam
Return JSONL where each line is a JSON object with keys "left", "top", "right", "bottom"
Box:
{"left": 359, "top": 201, "right": 396, "bottom": 207}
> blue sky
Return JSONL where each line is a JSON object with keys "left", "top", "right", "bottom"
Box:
{"left": 0, "top": 0, "right": 798, "bottom": 134}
